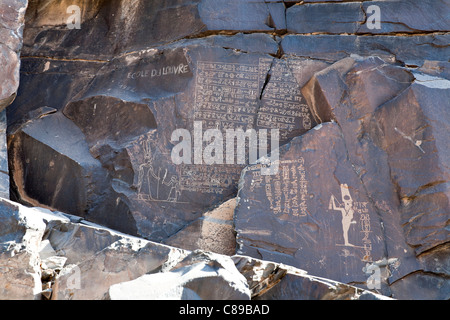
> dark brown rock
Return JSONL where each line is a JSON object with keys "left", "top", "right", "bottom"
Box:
{"left": 287, "top": 2, "right": 364, "bottom": 34}
{"left": 21, "top": 0, "right": 286, "bottom": 61}
{"left": 371, "top": 75, "right": 450, "bottom": 255}
{"left": 3, "top": 0, "right": 449, "bottom": 301}
{"left": 8, "top": 111, "right": 139, "bottom": 235}
{"left": 358, "top": 0, "right": 450, "bottom": 34}
{"left": 9, "top": 34, "right": 324, "bottom": 241}
{"left": 286, "top": 0, "right": 450, "bottom": 35}
{"left": 163, "top": 198, "right": 237, "bottom": 255}
{"left": 235, "top": 122, "right": 389, "bottom": 291}
{"left": 281, "top": 34, "right": 450, "bottom": 66}
{"left": 299, "top": 56, "right": 449, "bottom": 298}
{"left": 301, "top": 56, "right": 420, "bottom": 286}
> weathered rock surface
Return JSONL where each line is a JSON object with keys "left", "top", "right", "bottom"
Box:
{"left": 302, "top": 56, "right": 449, "bottom": 298}
{"left": 21, "top": 0, "right": 286, "bottom": 61}
{"left": 0, "top": 0, "right": 27, "bottom": 110}
{"left": 9, "top": 34, "right": 326, "bottom": 241}
{"left": 235, "top": 122, "right": 390, "bottom": 291}
{"left": 0, "top": 110, "right": 8, "bottom": 199}
{"left": 0, "top": 199, "right": 41, "bottom": 299}
{"left": 281, "top": 34, "right": 450, "bottom": 67}
{"left": 235, "top": 55, "right": 449, "bottom": 299}
{"left": 108, "top": 251, "right": 251, "bottom": 300}
{"left": 301, "top": 57, "right": 419, "bottom": 285}
{"left": 233, "top": 256, "right": 391, "bottom": 300}
{"left": 372, "top": 75, "right": 450, "bottom": 255}
{"left": 287, "top": 0, "right": 450, "bottom": 35}
{"left": 0, "top": 197, "right": 389, "bottom": 300}
{"left": 0, "top": 0, "right": 28, "bottom": 199}
{"left": 1, "top": 0, "right": 449, "bottom": 301}
{"left": 164, "top": 198, "right": 237, "bottom": 255}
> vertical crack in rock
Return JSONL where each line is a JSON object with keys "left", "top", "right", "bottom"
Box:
{"left": 259, "top": 58, "right": 274, "bottom": 100}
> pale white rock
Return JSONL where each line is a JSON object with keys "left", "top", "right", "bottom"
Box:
{"left": 0, "top": 199, "right": 48, "bottom": 299}
{"left": 108, "top": 251, "right": 251, "bottom": 300}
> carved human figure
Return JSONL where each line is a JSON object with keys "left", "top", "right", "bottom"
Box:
{"left": 137, "top": 138, "right": 181, "bottom": 202}
{"left": 137, "top": 140, "right": 159, "bottom": 200}
{"left": 163, "top": 175, "right": 181, "bottom": 202}
{"left": 329, "top": 184, "right": 356, "bottom": 247}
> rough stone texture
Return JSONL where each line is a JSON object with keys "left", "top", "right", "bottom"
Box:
{"left": 164, "top": 198, "right": 237, "bottom": 255}
{"left": 0, "top": 110, "right": 8, "bottom": 199}
{"left": 234, "top": 55, "right": 449, "bottom": 299}
{"left": 0, "top": 198, "right": 59, "bottom": 300}
{"left": 233, "top": 255, "right": 391, "bottom": 300}
{"left": 0, "top": 0, "right": 28, "bottom": 198}
{"left": 21, "top": 0, "right": 286, "bottom": 61}
{"left": 299, "top": 56, "right": 449, "bottom": 299}
{"left": 235, "top": 121, "right": 390, "bottom": 292}
{"left": 0, "top": 196, "right": 389, "bottom": 300}
{"left": 9, "top": 34, "right": 325, "bottom": 241}
{"left": 51, "top": 238, "right": 180, "bottom": 300}
{"left": 372, "top": 75, "right": 450, "bottom": 255}
{"left": 287, "top": 0, "right": 450, "bottom": 35}
{"left": 287, "top": 2, "right": 365, "bottom": 34}
{"left": 0, "top": 0, "right": 28, "bottom": 110}
{"left": 0, "top": 196, "right": 190, "bottom": 300}
{"left": 301, "top": 57, "right": 419, "bottom": 286}
{"left": 2, "top": 0, "right": 449, "bottom": 301}
{"left": 108, "top": 251, "right": 251, "bottom": 300}
{"left": 281, "top": 34, "right": 450, "bottom": 67}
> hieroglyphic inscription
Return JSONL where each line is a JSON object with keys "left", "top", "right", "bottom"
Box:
{"left": 194, "top": 61, "right": 260, "bottom": 130}
{"left": 177, "top": 164, "right": 242, "bottom": 194}
{"left": 187, "top": 59, "right": 313, "bottom": 195}
{"left": 187, "top": 61, "right": 264, "bottom": 194}
{"left": 249, "top": 158, "right": 308, "bottom": 217}
{"left": 257, "top": 58, "right": 312, "bottom": 140}
{"left": 355, "top": 202, "right": 373, "bottom": 262}
{"left": 195, "top": 59, "right": 312, "bottom": 135}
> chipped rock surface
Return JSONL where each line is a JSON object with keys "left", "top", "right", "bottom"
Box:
{"left": 0, "top": 197, "right": 389, "bottom": 300}
{"left": 1, "top": 0, "right": 449, "bottom": 300}
{"left": 0, "top": 0, "right": 28, "bottom": 198}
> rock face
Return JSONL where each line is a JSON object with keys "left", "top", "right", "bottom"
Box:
{"left": 108, "top": 251, "right": 251, "bottom": 300}
{"left": 0, "top": 198, "right": 389, "bottom": 300}
{"left": 164, "top": 198, "right": 237, "bottom": 255}
{"left": 1, "top": 0, "right": 449, "bottom": 300}
{"left": 8, "top": 29, "right": 326, "bottom": 241}
{"left": 286, "top": 0, "right": 450, "bottom": 35}
{"left": 235, "top": 55, "right": 450, "bottom": 298}
{"left": 0, "top": 0, "right": 27, "bottom": 110}
{"left": 0, "top": 199, "right": 44, "bottom": 299}
{"left": 0, "top": 0, "right": 27, "bottom": 199}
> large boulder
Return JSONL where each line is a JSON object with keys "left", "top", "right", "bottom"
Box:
{"left": 235, "top": 121, "right": 389, "bottom": 291}
{"left": 0, "top": 0, "right": 28, "bottom": 110}
{"left": 108, "top": 251, "right": 251, "bottom": 300}
{"left": 0, "top": 194, "right": 391, "bottom": 300}
{"left": 163, "top": 198, "right": 237, "bottom": 255}
{"left": 302, "top": 56, "right": 450, "bottom": 298}
{"left": 0, "top": 0, "right": 28, "bottom": 198}
{"left": 235, "top": 56, "right": 450, "bottom": 299}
